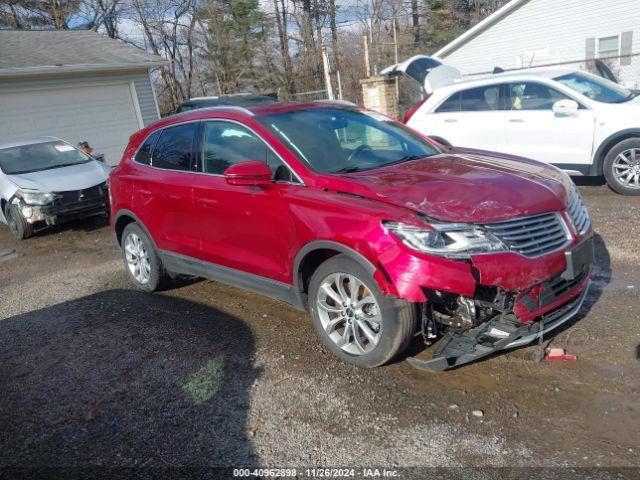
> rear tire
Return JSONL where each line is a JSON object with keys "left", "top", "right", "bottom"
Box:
{"left": 603, "top": 138, "right": 640, "bottom": 195}
{"left": 308, "top": 254, "right": 416, "bottom": 368}
{"left": 121, "top": 223, "right": 169, "bottom": 292}
{"left": 5, "top": 204, "right": 33, "bottom": 240}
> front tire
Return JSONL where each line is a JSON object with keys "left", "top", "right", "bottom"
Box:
{"left": 603, "top": 138, "right": 640, "bottom": 195}
{"left": 121, "top": 223, "right": 169, "bottom": 292}
{"left": 5, "top": 204, "right": 33, "bottom": 240}
{"left": 308, "top": 254, "right": 416, "bottom": 368}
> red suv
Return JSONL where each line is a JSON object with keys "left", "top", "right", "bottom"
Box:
{"left": 109, "top": 101, "right": 593, "bottom": 371}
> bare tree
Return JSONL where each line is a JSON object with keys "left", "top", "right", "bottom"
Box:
{"left": 411, "top": 0, "right": 419, "bottom": 45}
{"left": 327, "top": 0, "right": 340, "bottom": 76}
{"left": 0, "top": 0, "right": 81, "bottom": 29}
{"left": 77, "top": 0, "right": 125, "bottom": 37}
{"left": 129, "top": 0, "right": 200, "bottom": 111}
{"left": 273, "top": 0, "right": 296, "bottom": 94}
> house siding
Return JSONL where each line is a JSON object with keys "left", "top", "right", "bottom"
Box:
{"left": 0, "top": 69, "right": 160, "bottom": 126}
{"left": 132, "top": 73, "right": 160, "bottom": 126}
{"left": 439, "top": 0, "right": 640, "bottom": 88}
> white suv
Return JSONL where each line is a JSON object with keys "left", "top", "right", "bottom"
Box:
{"left": 385, "top": 56, "right": 640, "bottom": 195}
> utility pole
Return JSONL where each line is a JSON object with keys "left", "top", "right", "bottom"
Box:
{"left": 321, "top": 45, "right": 335, "bottom": 100}
{"left": 363, "top": 35, "right": 371, "bottom": 77}
{"left": 392, "top": 17, "right": 399, "bottom": 99}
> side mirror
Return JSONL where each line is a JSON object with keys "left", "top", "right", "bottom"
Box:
{"left": 552, "top": 99, "right": 579, "bottom": 116}
{"left": 92, "top": 153, "right": 106, "bottom": 163}
{"left": 224, "top": 161, "right": 272, "bottom": 186}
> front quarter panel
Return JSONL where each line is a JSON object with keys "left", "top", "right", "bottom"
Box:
{"left": 0, "top": 174, "right": 19, "bottom": 223}
{"left": 286, "top": 186, "right": 423, "bottom": 297}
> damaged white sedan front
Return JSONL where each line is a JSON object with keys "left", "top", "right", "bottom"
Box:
{"left": 0, "top": 137, "right": 111, "bottom": 239}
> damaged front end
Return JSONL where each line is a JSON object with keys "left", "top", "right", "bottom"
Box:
{"left": 9, "top": 190, "right": 55, "bottom": 225}
{"left": 408, "top": 237, "right": 593, "bottom": 372}
{"left": 377, "top": 187, "right": 594, "bottom": 371}
{"left": 9, "top": 183, "right": 109, "bottom": 226}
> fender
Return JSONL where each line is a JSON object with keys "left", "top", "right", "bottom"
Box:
{"left": 293, "top": 240, "right": 390, "bottom": 309}
{"left": 113, "top": 209, "right": 157, "bottom": 249}
{"left": 591, "top": 129, "right": 640, "bottom": 176}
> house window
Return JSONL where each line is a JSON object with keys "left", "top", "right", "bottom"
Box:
{"left": 597, "top": 35, "right": 620, "bottom": 60}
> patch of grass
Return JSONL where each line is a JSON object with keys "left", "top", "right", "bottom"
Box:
{"left": 182, "top": 356, "right": 225, "bottom": 405}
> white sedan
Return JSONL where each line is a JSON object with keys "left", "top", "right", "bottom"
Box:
{"left": 0, "top": 137, "right": 111, "bottom": 239}
{"left": 385, "top": 56, "right": 640, "bottom": 195}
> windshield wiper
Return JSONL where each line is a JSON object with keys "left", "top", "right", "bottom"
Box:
{"left": 395, "top": 154, "right": 426, "bottom": 163}
{"left": 333, "top": 166, "right": 364, "bottom": 174}
{"left": 17, "top": 162, "right": 89, "bottom": 174}
{"left": 333, "top": 155, "right": 428, "bottom": 174}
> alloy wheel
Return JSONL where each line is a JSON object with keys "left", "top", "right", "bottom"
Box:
{"left": 124, "top": 232, "right": 151, "bottom": 284}
{"left": 613, "top": 148, "right": 640, "bottom": 189}
{"left": 316, "top": 272, "right": 382, "bottom": 355}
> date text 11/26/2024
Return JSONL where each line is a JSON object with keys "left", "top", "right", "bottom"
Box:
{"left": 233, "top": 468, "right": 400, "bottom": 477}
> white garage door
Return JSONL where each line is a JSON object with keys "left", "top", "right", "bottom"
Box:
{"left": 0, "top": 83, "right": 142, "bottom": 165}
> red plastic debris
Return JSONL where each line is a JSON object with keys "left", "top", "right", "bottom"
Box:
{"left": 545, "top": 348, "right": 577, "bottom": 362}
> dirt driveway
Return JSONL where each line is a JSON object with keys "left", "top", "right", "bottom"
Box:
{"left": 1, "top": 184, "right": 639, "bottom": 476}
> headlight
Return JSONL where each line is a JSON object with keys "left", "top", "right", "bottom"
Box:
{"left": 383, "top": 221, "right": 506, "bottom": 259}
{"left": 16, "top": 189, "right": 56, "bottom": 205}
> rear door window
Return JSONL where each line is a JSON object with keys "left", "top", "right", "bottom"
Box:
{"left": 152, "top": 123, "right": 198, "bottom": 171}
{"left": 460, "top": 85, "right": 502, "bottom": 111}
{"left": 135, "top": 131, "right": 160, "bottom": 165}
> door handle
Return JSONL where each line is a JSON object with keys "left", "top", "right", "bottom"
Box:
{"left": 444, "top": 119, "right": 458, "bottom": 123}
{"left": 139, "top": 189, "right": 152, "bottom": 196}
{"left": 509, "top": 118, "right": 525, "bottom": 123}
{"left": 197, "top": 197, "right": 218, "bottom": 207}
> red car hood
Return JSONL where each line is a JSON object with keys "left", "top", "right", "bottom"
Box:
{"left": 315, "top": 149, "right": 573, "bottom": 223}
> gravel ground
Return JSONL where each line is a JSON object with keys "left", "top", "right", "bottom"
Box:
{"left": 1, "top": 185, "right": 639, "bottom": 476}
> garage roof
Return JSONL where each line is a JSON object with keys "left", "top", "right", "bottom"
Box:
{"left": 0, "top": 30, "right": 167, "bottom": 76}
{"left": 434, "top": 0, "right": 529, "bottom": 58}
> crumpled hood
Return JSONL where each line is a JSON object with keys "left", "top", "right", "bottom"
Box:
{"left": 8, "top": 161, "right": 111, "bottom": 192}
{"left": 317, "top": 149, "right": 573, "bottom": 223}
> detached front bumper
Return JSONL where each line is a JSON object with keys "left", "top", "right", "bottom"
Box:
{"left": 407, "top": 277, "right": 590, "bottom": 372}
{"left": 507, "top": 280, "right": 590, "bottom": 348}
{"left": 378, "top": 233, "right": 594, "bottom": 371}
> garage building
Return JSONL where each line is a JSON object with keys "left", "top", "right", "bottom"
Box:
{"left": 0, "top": 30, "right": 166, "bottom": 165}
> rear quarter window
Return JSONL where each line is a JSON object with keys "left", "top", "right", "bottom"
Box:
{"left": 435, "top": 92, "right": 461, "bottom": 113}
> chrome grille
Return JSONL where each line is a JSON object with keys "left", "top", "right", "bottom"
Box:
{"left": 484, "top": 213, "right": 570, "bottom": 257}
{"left": 566, "top": 188, "right": 590, "bottom": 235}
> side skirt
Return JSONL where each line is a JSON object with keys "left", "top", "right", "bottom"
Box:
{"left": 159, "top": 250, "right": 305, "bottom": 311}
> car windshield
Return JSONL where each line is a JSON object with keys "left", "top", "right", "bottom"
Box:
{"left": 256, "top": 107, "right": 440, "bottom": 174}
{"left": 0, "top": 141, "right": 91, "bottom": 175}
{"left": 554, "top": 71, "right": 635, "bottom": 103}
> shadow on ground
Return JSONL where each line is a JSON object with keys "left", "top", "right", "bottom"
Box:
{"left": 0, "top": 290, "right": 260, "bottom": 469}
{"left": 572, "top": 176, "right": 607, "bottom": 187}
{"left": 29, "top": 214, "right": 110, "bottom": 239}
